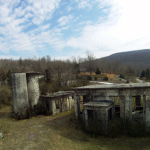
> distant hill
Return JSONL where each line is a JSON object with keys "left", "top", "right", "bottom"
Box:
{"left": 98, "top": 49, "right": 150, "bottom": 75}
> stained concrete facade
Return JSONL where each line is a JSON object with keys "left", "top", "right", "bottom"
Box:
{"left": 73, "top": 83, "right": 150, "bottom": 133}
{"left": 11, "top": 72, "right": 40, "bottom": 118}
{"left": 83, "top": 101, "right": 114, "bottom": 134}
{"left": 11, "top": 73, "right": 29, "bottom": 117}
{"left": 40, "top": 91, "right": 74, "bottom": 115}
{"left": 26, "top": 73, "right": 40, "bottom": 109}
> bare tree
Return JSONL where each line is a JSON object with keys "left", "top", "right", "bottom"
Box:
{"left": 85, "top": 50, "right": 96, "bottom": 75}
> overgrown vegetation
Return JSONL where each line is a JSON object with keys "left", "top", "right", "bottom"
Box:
{"left": 140, "top": 68, "right": 150, "bottom": 80}
{"left": 0, "top": 86, "right": 12, "bottom": 107}
{"left": 108, "top": 119, "right": 147, "bottom": 138}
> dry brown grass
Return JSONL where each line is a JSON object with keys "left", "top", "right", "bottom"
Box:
{"left": 0, "top": 106, "right": 150, "bottom": 150}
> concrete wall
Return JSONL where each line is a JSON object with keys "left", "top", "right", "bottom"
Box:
{"left": 26, "top": 74, "right": 40, "bottom": 109}
{"left": 11, "top": 73, "right": 29, "bottom": 117}
{"left": 83, "top": 106, "right": 113, "bottom": 134}
{"left": 145, "top": 96, "right": 150, "bottom": 128}
{"left": 40, "top": 94, "right": 73, "bottom": 115}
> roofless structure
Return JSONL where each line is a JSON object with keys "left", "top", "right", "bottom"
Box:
{"left": 73, "top": 83, "right": 150, "bottom": 134}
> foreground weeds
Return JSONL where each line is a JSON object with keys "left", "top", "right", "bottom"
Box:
{"left": 0, "top": 106, "right": 150, "bottom": 150}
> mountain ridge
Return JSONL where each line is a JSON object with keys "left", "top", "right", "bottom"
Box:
{"left": 98, "top": 49, "right": 150, "bottom": 75}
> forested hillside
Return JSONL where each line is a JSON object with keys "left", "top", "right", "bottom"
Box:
{"left": 98, "top": 49, "right": 150, "bottom": 75}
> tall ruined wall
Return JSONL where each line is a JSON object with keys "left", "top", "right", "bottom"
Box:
{"left": 11, "top": 73, "right": 29, "bottom": 117}
{"left": 26, "top": 74, "right": 40, "bottom": 109}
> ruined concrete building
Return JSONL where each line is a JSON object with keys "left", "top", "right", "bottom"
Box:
{"left": 73, "top": 83, "right": 150, "bottom": 134}
{"left": 11, "top": 72, "right": 40, "bottom": 118}
{"left": 11, "top": 72, "right": 74, "bottom": 118}
{"left": 40, "top": 91, "right": 74, "bottom": 115}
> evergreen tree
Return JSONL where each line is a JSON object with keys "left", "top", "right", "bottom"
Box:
{"left": 95, "top": 67, "right": 101, "bottom": 75}
{"left": 140, "top": 70, "right": 146, "bottom": 78}
{"left": 146, "top": 68, "right": 150, "bottom": 79}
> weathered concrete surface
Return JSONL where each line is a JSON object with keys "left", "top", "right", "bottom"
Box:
{"left": 83, "top": 101, "right": 114, "bottom": 134}
{"left": 11, "top": 73, "right": 29, "bottom": 117}
{"left": 26, "top": 73, "right": 40, "bottom": 109}
{"left": 125, "top": 95, "right": 132, "bottom": 120}
{"left": 145, "top": 96, "right": 150, "bottom": 128}
{"left": 11, "top": 72, "right": 40, "bottom": 118}
{"left": 40, "top": 91, "right": 74, "bottom": 116}
{"left": 74, "top": 93, "right": 80, "bottom": 121}
{"left": 73, "top": 83, "right": 150, "bottom": 131}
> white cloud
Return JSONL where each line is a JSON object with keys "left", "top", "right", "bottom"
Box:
{"left": 75, "top": 0, "right": 93, "bottom": 9}
{"left": 1, "top": 0, "right": 150, "bottom": 59}
{"left": 65, "top": 0, "right": 150, "bottom": 58}
{"left": 58, "top": 15, "right": 73, "bottom": 26}
{"left": 0, "top": 0, "right": 62, "bottom": 55}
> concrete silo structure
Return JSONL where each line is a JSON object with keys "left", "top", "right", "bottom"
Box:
{"left": 11, "top": 73, "right": 29, "bottom": 117}
{"left": 11, "top": 72, "right": 40, "bottom": 118}
{"left": 26, "top": 73, "right": 40, "bottom": 110}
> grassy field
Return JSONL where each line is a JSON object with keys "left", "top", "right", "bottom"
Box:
{"left": 0, "top": 106, "right": 150, "bottom": 150}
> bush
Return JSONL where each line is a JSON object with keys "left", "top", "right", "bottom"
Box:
{"left": 87, "top": 75, "right": 92, "bottom": 80}
{"left": 34, "top": 100, "right": 47, "bottom": 115}
{"left": 108, "top": 119, "right": 147, "bottom": 137}
{"left": 39, "top": 79, "right": 53, "bottom": 95}
{"left": 95, "top": 68, "right": 101, "bottom": 75}
{"left": 0, "top": 86, "right": 12, "bottom": 106}
{"left": 103, "top": 76, "right": 108, "bottom": 81}
{"left": 120, "top": 74, "right": 124, "bottom": 79}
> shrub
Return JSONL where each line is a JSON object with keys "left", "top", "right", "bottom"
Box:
{"left": 34, "top": 100, "right": 47, "bottom": 115}
{"left": 108, "top": 119, "right": 147, "bottom": 137}
{"left": 0, "top": 86, "right": 12, "bottom": 106}
{"left": 120, "top": 74, "right": 124, "bottom": 79}
{"left": 95, "top": 68, "right": 101, "bottom": 75}
{"left": 87, "top": 75, "right": 92, "bottom": 80}
{"left": 103, "top": 76, "right": 108, "bottom": 81}
{"left": 39, "top": 79, "right": 53, "bottom": 95}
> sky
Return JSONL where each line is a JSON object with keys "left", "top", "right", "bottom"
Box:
{"left": 0, "top": 0, "right": 150, "bottom": 60}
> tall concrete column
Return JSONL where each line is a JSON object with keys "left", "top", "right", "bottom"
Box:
{"left": 145, "top": 96, "right": 150, "bottom": 128}
{"left": 74, "top": 93, "right": 80, "bottom": 121}
{"left": 50, "top": 100, "right": 56, "bottom": 115}
{"left": 109, "top": 97, "right": 115, "bottom": 118}
{"left": 143, "top": 95, "right": 146, "bottom": 121}
{"left": 69, "top": 95, "right": 72, "bottom": 109}
{"left": 84, "top": 109, "right": 88, "bottom": 129}
{"left": 125, "top": 95, "right": 132, "bottom": 120}
{"left": 26, "top": 73, "right": 40, "bottom": 109}
{"left": 120, "top": 96, "right": 125, "bottom": 119}
{"left": 66, "top": 96, "right": 69, "bottom": 110}
{"left": 11, "top": 73, "right": 29, "bottom": 117}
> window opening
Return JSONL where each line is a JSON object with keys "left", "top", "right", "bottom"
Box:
{"left": 114, "top": 97, "right": 120, "bottom": 117}
{"left": 132, "top": 95, "right": 144, "bottom": 121}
